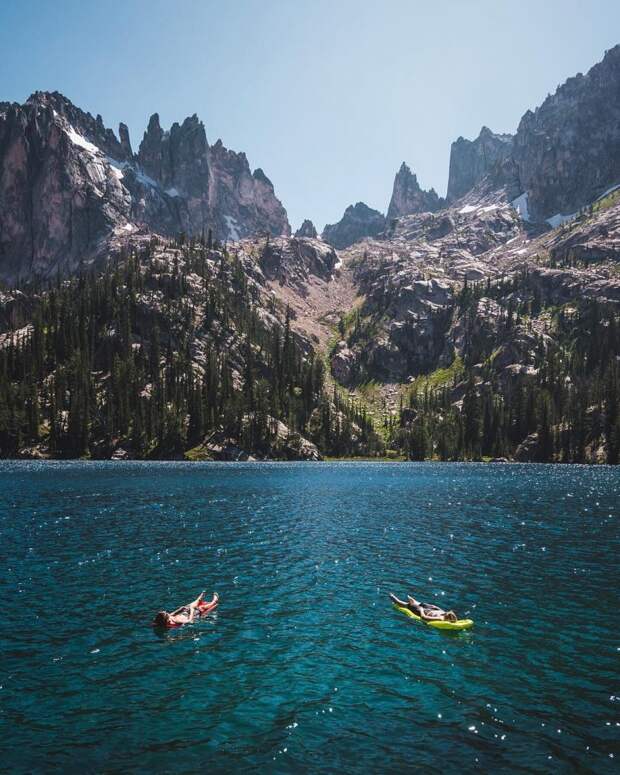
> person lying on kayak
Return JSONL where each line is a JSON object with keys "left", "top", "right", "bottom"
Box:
{"left": 389, "top": 592, "right": 458, "bottom": 623}
{"left": 153, "top": 591, "right": 218, "bottom": 628}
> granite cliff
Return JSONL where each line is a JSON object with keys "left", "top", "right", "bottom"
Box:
{"left": 0, "top": 92, "right": 289, "bottom": 282}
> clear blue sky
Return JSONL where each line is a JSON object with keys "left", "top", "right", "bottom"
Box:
{"left": 1, "top": 0, "right": 618, "bottom": 230}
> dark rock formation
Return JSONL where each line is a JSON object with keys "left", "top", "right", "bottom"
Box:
{"left": 295, "top": 219, "right": 318, "bottom": 238}
{"left": 387, "top": 163, "right": 443, "bottom": 219}
{"left": 446, "top": 127, "right": 513, "bottom": 203}
{"left": 512, "top": 45, "right": 620, "bottom": 221}
{"left": 0, "top": 92, "right": 290, "bottom": 282}
{"left": 322, "top": 202, "right": 385, "bottom": 250}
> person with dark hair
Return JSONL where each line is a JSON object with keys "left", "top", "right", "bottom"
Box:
{"left": 389, "top": 592, "right": 458, "bottom": 623}
{"left": 153, "top": 590, "right": 218, "bottom": 628}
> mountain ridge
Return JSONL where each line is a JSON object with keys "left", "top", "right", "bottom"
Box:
{"left": 1, "top": 46, "right": 620, "bottom": 463}
{"left": 0, "top": 91, "right": 290, "bottom": 282}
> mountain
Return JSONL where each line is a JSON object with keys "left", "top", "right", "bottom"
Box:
{"left": 446, "top": 127, "right": 513, "bottom": 204}
{"left": 322, "top": 202, "right": 385, "bottom": 249}
{"left": 444, "top": 45, "right": 620, "bottom": 224}
{"left": 295, "top": 219, "right": 318, "bottom": 238}
{"left": 511, "top": 44, "right": 620, "bottom": 222}
{"left": 387, "top": 163, "right": 443, "bottom": 220}
{"left": 1, "top": 46, "right": 620, "bottom": 463}
{"left": 0, "top": 233, "right": 381, "bottom": 460}
{"left": 0, "top": 92, "right": 289, "bottom": 282}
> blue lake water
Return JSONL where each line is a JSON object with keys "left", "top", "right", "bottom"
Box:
{"left": 0, "top": 461, "right": 619, "bottom": 773}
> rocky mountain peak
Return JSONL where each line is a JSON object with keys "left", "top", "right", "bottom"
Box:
{"left": 252, "top": 168, "right": 274, "bottom": 189}
{"left": 118, "top": 122, "right": 132, "bottom": 156}
{"left": 137, "top": 113, "right": 166, "bottom": 181}
{"left": 512, "top": 42, "right": 620, "bottom": 221}
{"left": 446, "top": 126, "right": 513, "bottom": 204}
{"left": 295, "top": 219, "right": 318, "bottom": 239}
{"left": 0, "top": 93, "right": 290, "bottom": 281}
{"left": 387, "top": 162, "right": 443, "bottom": 220}
{"left": 322, "top": 202, "right": 385, "bottom": 250}
{"left": 23, "top": 90, "right": 131, "bottom": 162}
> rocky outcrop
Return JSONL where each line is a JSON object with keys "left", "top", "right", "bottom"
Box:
{"left": 0, "top": 92, "right": 289, "bottom": 282}
{"left": 178, "top": 421, "right": 321, "bottom": 461}
{"left": 514, "top": 433, "right": 540, "bottom": 462}
{"left": 322, "top": 202, "right": 385, "bottom": 249}
{"left": 387, "top": 163, "right": 443, "bottom": 220}
{"left": 330, "top": 340, "right": 357, "bottom": 385}
{"left": 0, "top": 290, "right": 29, "bottom": 330}
{"left": 512, "top": 45, "right": 620, "bottom": 222}
{"left": 258, "top": 236, "right": 338, "bottom": 290}
{"left": 444, "top": 47, "right": 620, "bottom": 224}
{"left": 295, "top": 219, "right": 318, "bottom": 238}
{"left": 205, "top": 144, "right": 290, "bottom": 241}
{"left": 446, "top": 127, "right": 513, "bottom": 203}
{"left": 334, "top": 156, "right": 620, "bottom": 391}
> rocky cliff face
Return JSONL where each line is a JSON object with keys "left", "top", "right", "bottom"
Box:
{"left": 387, "top": 163, "right": 443, "bottom": 220}
{"left": 512, "top": 44, "right": 620, "bottom": 222}
{"left": 322, "top": 202, "right": 385, "bottom": 249}
{"left": 445, "top": 46, "right": 620, "bottom": 224}
{"left": 446, "top": 127, "right": 513, "bottom": 204}
{"left": 0, "top": 92, "right": 134, "bottom": 281}
{"left": 0, "top": 92, "right": 289, "bottom": 281}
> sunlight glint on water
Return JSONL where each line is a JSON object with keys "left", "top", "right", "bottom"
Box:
{"left": 0, "top": 462, "right": 618, "bottom": 772}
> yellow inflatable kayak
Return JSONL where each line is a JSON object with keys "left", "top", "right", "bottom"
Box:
{"left": 393, "top": 604, "right": 474, "bottom": 631}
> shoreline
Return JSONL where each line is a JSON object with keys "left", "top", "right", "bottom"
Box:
{"left": 1, "top": 456, "right": 609, "bottom": 465}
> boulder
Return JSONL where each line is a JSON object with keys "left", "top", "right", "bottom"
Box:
{"left": 514, "top": 433, "right": 539, "bottom": 462}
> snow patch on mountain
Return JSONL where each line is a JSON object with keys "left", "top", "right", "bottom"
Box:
{"left": 225, "top": 214, "right": 241, "bottom": 241}
{"left": 106, "top": 158, "right": 127, "bottom": 181}
{"left": 66, "top": 125, "right": 100, "bottom": 155}
{"left": 511, "top": 192, "right": 531, "bottom": 222}
{"left": 132, "top": 167, "right": 159, "bottom": 189}
{"left": 546, "top": 211, "right": 577, "bottom": 229}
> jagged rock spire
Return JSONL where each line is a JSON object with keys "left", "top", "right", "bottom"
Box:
{"left": 295, "top": 219, "right": 318, "bottom": 239}
{"left": 387, "top": 163, "right": 442, "bottom": 219}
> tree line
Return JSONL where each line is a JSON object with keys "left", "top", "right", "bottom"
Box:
{"left": 0, "top": 237, "right": 380, "bottom": 459}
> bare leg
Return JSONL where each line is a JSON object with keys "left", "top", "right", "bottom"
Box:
{"left": 406, "top": 596, "right": 425, "bottom": 616}
{"left": 171, "top": 590, "right": 206, "bottom": 617}
{"left": 390, "top": 593, "right": 424, "bottom": 614}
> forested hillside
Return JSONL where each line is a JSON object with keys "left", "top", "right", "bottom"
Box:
{"left": 0, "top": 237, "right": 379, "bottom": 460}
{"left": 388, "top": 275, "right": 620, "bottom": 463}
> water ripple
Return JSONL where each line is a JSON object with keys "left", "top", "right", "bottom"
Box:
{"left": 0, "top": 462, "right": 618, "bottom": 772}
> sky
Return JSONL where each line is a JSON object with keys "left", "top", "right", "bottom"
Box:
{"left": 1, "top": 0, "right": 619, "bottom": 231}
